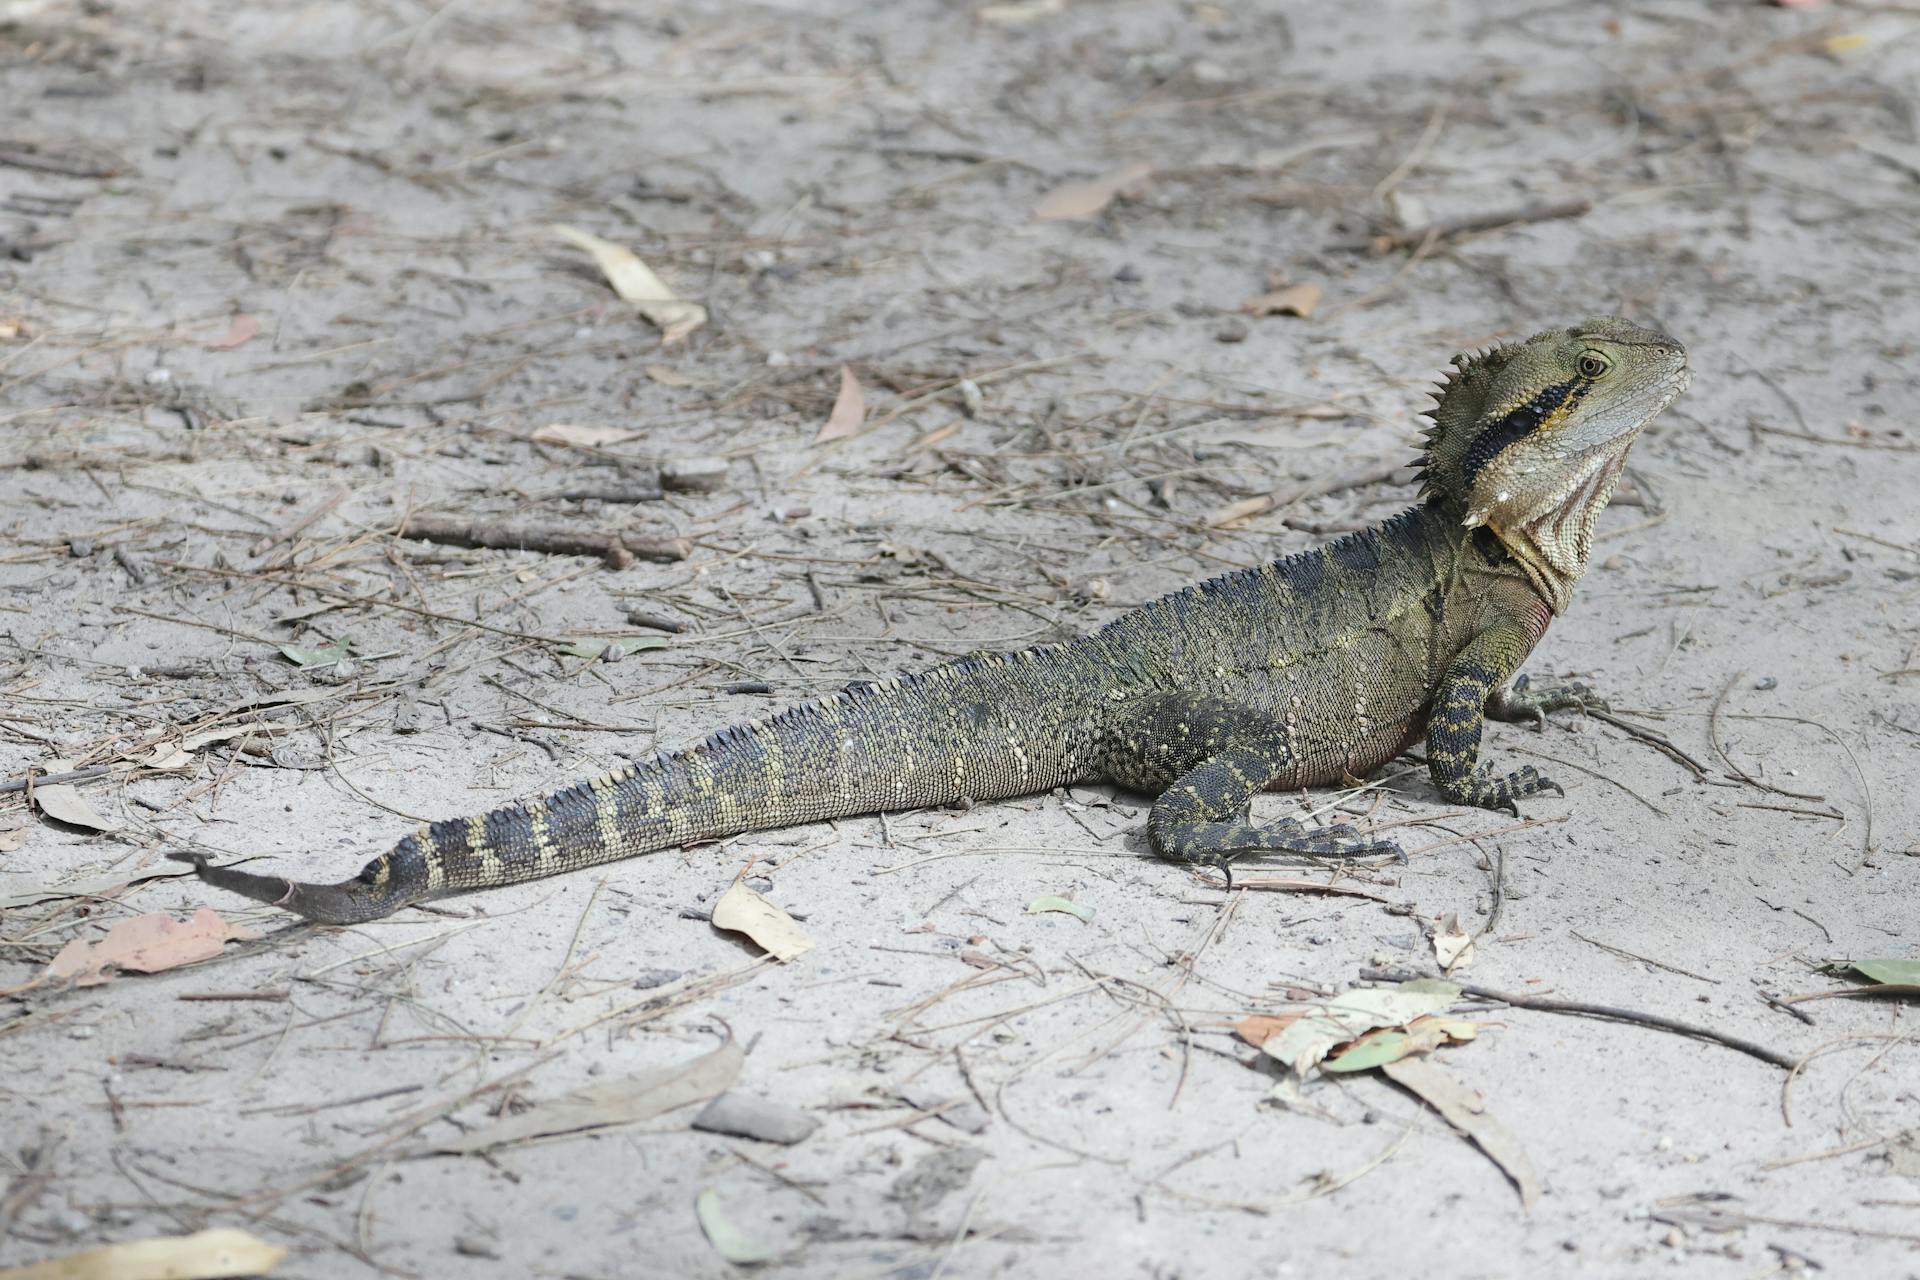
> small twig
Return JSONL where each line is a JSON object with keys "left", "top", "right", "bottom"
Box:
{"left": 1357, "top": 198, "right": 1592, "bottom": 252}
{"left": 1583, "top": 707, "right": 1710, "bottom": 777}
{"left": 252, "top": 487, "right": 348, "bottom": 557}
{"left": 397, "top": 512, "right": 690, "bottom": 568}
{"left": 1359, "top": 968, "right": 1795, "bottom": 1069}
{"left": 0, "top": 765, "right": 112, "bottom": 794}
{"left": 1571, "top": 931, "right": 1719, "bottom": 984}
{"left": 1708, "top": 672, "right": 1823, "bottom": 802}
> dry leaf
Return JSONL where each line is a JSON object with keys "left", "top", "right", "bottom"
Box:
{"left": 1205, "top": 493, "right": 1274, "bottom": 528}
{"left": 645, "top": 363, "right": 697, "bottom": 387}
{"left": 1034, "top": 162, "right": 1153, "bottom": 222}
{"left": 1240, "top": 283, "right": 1321, "bottom": 318}
{"left": 815, "top": 365, "right": 866, "bottom": 444}
{"left": 442, "top": 1039, "right": 743, "bottom": 1153}
{"left": 711, "top": 881, "right": 815, "bottom": 961}
{"left": 29, "top": 758, "right": 114, "bottom": 832}
{"left": 0, "top": 1227, "right": 287, "bottom": 1280}
{"left": 1263, "top": 978, "right": 1461, "bottom": 1076}
{"left": 978, "top": 0, "right": 1064, "bottom": 23}
{"left": 207, "top": 313, "right": 259, "bottom": 351}
{"left": 911, "top": 420, "right": 963, "bottom": 450}
{"left": 551, "top": 223, "right": 707, "bottom": 343}
{"left": 1381, "top": 1056, "right": 1539, "bottom": 1208}
{"left": 139, "top": 743, "right": 195, "bottom": 771}
{"left": 1233, "top": 1014, "right": 1300, "bottom": 1048}
{"left": 45, "top": 907, "right": 260, "bottom": 987}
{"left": 695, "top": 1188, "right": 773, "bottom": 1266}
{"left": 531, "top": 422, "right": 640, "bottom": 448}
{"left": 1434, "top": 912, "right": 1475, "bottom": 970}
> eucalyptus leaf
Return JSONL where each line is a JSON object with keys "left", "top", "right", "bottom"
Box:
{"left": 279, "top": 640, "right": 349, "bottom": 668}
{"left": 1025, "top": 895, "right": 1094, "bottom": 923}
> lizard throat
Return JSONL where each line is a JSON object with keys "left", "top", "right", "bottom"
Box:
{"left": 1481, "top": 442, "right": 1633, "bottom": 615}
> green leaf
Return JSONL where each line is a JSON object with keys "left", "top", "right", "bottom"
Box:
{"left": 1026, "top": 895, "right": 1094, "bottom": 923}
{"left": 1852, "top": 959, "right": 1920, "bottom": 986}
{"left": 1323, "top": 1029, "right": 1414, "bottom": 1074}
{"left": 557, "top": 638, "right": 610, "bottom": 659}
{"left": 279, "top": 641, "right": 349, "bottom": 668}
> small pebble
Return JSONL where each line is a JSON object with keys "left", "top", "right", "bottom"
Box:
{"left": 1215, "top": 318, "right": 1250, "bottom": 343}
{"left": 692, "top": 1092, "right": 821, "bottom": 1145}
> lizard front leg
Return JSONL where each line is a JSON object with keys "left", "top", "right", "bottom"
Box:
{"left": 1429, "top": 624, "right": 1565, "bottom": 814}
{"left": 1098, "top": 692, "right": 1399, "bottom": 874}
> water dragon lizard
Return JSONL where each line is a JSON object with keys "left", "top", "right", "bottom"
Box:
{"left": 176, "top": 317, "right": 1690, "bottom": 924}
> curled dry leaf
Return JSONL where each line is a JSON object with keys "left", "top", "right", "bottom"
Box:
{"left": 1434, "top": 911, "right": 1475, "bottom": 970}
{"left": 207, "top": 313, "right": 259, "bottom": 351}
{"left": 551, "top": 223, "right": 707, "bottom": 343}
{"left": 0, "top": 1227, "right": 288, "bottom": 1280}
{"left": 29, "top": 758, "right": 114, "bottom": 832}
{"left": 815, "top": 364, "right": 866, "bottom": 444}
{"left": 531, "top": 422, "right": 641, "bottom": 448}
{"left": 695, "top": 1188, "right": 773, "bottom": 1266}
{"left": 1240, "top": 282, "right": 1321, "bottom": 318}
{"left": 46, "top": 907, "right": 260, "bottom": 987}
{"left": 1205, "top": 493, "right": 1274, "bottom": 529}
{"left": 1034, "top": 162, "right": 1153, "bottom": 222}
{"left": 1381, "top": 1056, "right": 1539, "bottom": 1209}
{"left": 711, "top": 881, "right": 815, "bottom": 961}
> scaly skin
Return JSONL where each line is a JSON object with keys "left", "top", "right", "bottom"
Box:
{"left": 176, "top": 317, "right": 1690, "bottom": 923}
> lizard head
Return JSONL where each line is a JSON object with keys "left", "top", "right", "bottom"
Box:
{"left": 1420, "top": 316, "right": 1690, "bottom": 613}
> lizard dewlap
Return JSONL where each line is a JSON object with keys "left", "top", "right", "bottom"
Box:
{"left": 176, "top": 317, "right": 1690, "bottom": 924}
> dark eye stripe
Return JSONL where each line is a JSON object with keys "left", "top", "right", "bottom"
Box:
{"left": 1461, "top": 377, "right": 1588, "bottom": 483}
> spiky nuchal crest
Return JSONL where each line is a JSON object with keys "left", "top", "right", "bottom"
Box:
{"left": 1417, "top": 316, "right": 1690, "bottom": 612}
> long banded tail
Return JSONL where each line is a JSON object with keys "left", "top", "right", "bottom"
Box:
{"left": 176, "top": 645, "right": 1087, "bottom": 923}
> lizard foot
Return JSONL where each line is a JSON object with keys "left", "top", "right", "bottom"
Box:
{"left": 1160, "top": 815, "right": 1402, "bottom": 882}
{"left": 1488, "top": 675, "right": 1607, "bottom": 732}
{"left": 1443, "top": 764, "right": 1564, "bottom": 816}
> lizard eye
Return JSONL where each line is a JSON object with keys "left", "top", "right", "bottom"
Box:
{"left": 1577, "top": 349, "right": 1611, "bottom": 379}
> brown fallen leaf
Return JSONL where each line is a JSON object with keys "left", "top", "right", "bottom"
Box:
{"left": 0, "top": 1227, "right": 287, "bottom": 1280}
{"left": 207, "top": 313, "right": 259, "bottom": 351}
{"left": 1034, "top": 162, "right": 1153, "bottom": 222}
{"left": 442, "top": 1038, "right": 743, "bottom": 1153}
{"left": 1233, "top": 1014, "right": 1300, "bottom": 1048}
{"left": 1381, "top": 1056, "right": 1539, "bottom": 1209}
{"left": 815, "top": 365, "right": 866, "bottom": 444}
{"left": 711, "top": 881, "right": 816, "bottom": 961}
{"left": 551, "top": 223, "right": 708, "bottom": 343}
{"left": 45, "top": 907, "right": 260, "bottom": 988}
{"left": 1240, "top": 283, "right": 1321, "bottom": 318}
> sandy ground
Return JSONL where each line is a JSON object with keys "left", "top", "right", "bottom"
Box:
{"left": 2, "top": 1, "right": 1918, "bottom": 1276}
